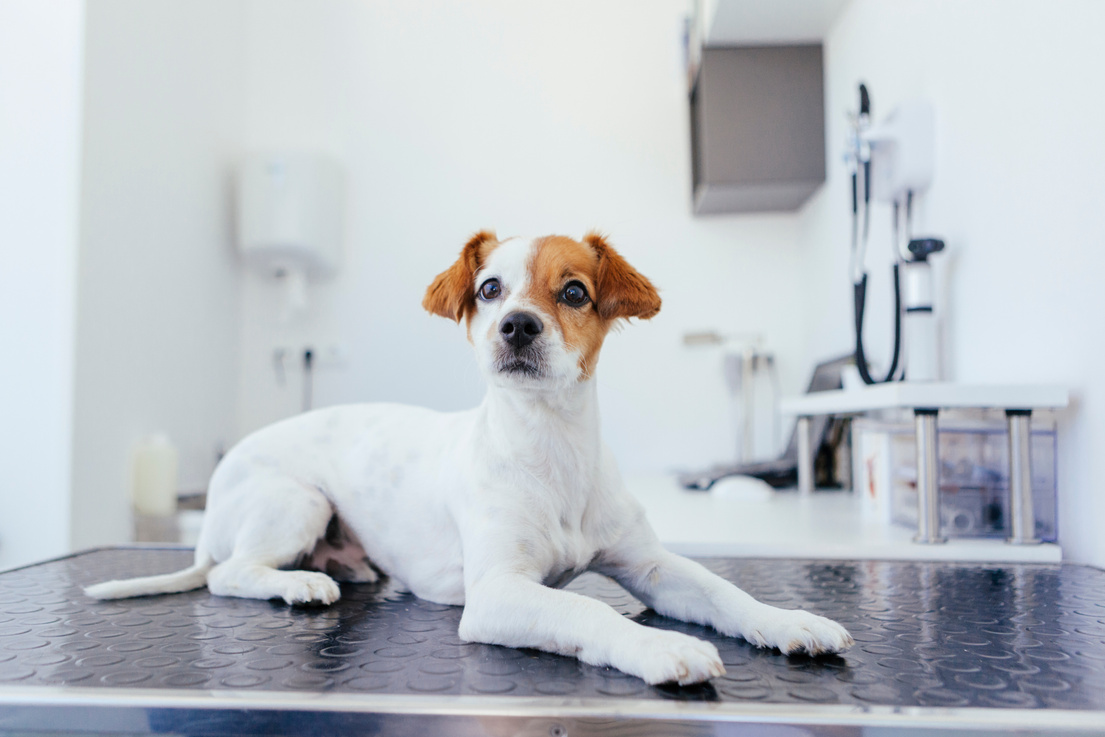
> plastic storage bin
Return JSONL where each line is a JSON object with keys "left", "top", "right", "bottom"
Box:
{"left": 853, "top": 418, "right": 1057, "bottom": 541}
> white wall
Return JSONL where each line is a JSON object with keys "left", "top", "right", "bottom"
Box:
{"left": 70, "top": 0, "right": 246, "bottom": 549}
{"left": 9, "top": 0, "right": 1096, "bottom": 568}
{"left": 0, "top": 0, "right": 86, "bottom": 570}
{"left": 237, "top": 0, "right": 809, "bottom": 472}
{"left": 799, "top": 0, "right": 1105, "bottom": 565}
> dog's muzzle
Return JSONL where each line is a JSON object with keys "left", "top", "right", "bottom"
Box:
{"left": 496, "top": 311, "right": 545, "bottom": 377}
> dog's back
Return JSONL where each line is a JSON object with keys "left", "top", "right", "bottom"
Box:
{"left": 86, "top": 403, "right": 474, "bottom": 603}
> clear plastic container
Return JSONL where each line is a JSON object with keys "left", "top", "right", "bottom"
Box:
{"left": 854, "top": 418, "right": 1057, "bottom": 541}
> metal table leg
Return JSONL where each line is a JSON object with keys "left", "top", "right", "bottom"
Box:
{"left": 1006, "top": 409, "right": 1040, "bottom": 544}
{"left": 797, "top": 416, "right": 813, "bottom": 496}
{"left": 913, "top": 408, "right": 946, "bottom": 544}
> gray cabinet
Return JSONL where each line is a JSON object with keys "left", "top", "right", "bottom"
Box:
{"left": 690, "top": 45, "right": 826, "bottom": 214}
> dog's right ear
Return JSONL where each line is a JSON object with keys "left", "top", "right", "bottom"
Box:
{"left": 423, "top": 231, "right": 497, "bottom": 322}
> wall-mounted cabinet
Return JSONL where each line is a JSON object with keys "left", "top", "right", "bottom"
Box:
{"left": 690, "top": 44, "right": 825, "bottom": 214}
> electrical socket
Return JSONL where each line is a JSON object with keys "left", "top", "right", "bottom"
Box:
{"left": 272, "top": 343, "right": 349, "bottom": 370}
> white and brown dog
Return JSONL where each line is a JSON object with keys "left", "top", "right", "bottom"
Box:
{"left": 86, "top": 231, "right": 852, "bottom": 685}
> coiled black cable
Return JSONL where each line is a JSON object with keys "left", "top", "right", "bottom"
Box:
{"left": 854, "top": 264, "right": 902, "bottom": 385}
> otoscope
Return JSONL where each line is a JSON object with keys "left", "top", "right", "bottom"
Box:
{"left": 849, "top": 83, "right": 902, "bottom": 385}
{"left": 847, "top": 85, "right": 944, "bottom": 383}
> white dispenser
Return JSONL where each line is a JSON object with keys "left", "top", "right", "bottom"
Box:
{"left": 131, "top": 434, "right": 179, "bottom": 517}
{"left": 863, "top": 100, "right": 935, "bottom": 204}
{"left": 237, "top": 152, "right": 344, "bottom": 317}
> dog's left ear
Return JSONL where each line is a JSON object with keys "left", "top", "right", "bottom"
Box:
{"left": 423, "top": 230, "right": 497, "bottom": 322}
{"left": 584, "top": 232, "right": 661, "bottom": 321}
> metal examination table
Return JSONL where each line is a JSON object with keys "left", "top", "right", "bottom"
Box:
{"left": 3, "top": 548, "right": 1105, "bottom": 736}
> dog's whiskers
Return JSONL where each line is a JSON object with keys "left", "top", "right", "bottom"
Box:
{"left": 494, "top": 346, "right": 548, "bottom": 378}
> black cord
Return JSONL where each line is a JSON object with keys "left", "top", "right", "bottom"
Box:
{"left": 851, "top": 171, "right": 858, "bottom": 217}
{"left": 850, "top": 170, "right": 858, "bottom": 247}
{"left": 849, "top": 170, "right": 860, "bottom": 281}
{"left": 905, "top": 190, "right": 914, "bottom": 240}
{"left": 854, "top": 265, "right": 902, "bottom": 385}
{"left": 302, "top": 348, "right": 314, "bottom": 413}
{"left": 862, "top": 159, "right": 872, "bottom": 245}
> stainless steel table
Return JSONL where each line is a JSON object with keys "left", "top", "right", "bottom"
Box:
{"left": 2, "top": 547, "right": 1105, "bottom": 736}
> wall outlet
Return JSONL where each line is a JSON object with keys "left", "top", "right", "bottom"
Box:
{"left": 273, "top": 343, "right": 349, "bottom": 371}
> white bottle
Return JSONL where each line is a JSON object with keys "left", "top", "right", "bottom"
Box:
{"left": 132, "top": 434, "right": 179, "bottom": 517}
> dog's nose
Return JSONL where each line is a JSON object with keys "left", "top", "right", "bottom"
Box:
{"left": 499, "top": 311, "right": 543, "bottom": 348}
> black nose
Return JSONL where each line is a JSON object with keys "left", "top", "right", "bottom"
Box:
{"left": 499, "top": 311, "right": 543, "bottom": 348}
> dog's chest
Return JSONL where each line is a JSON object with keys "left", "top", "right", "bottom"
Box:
{"left": 540, "top": 545, "right": 592, "bottom": 589}
{"left": 527, "top": 499, "right": 597, "bottom": 588}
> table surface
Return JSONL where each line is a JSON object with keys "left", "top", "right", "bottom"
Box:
{"left": 2, "top": 548, "right": 1105, "bottom": 735}
{"left": 780, "top": 382, "right": 1070, "bottom": 416}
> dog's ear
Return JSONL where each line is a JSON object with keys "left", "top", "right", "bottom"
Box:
{"left": 584, "top": 232, "right": 661, "bottom": 321}
{"left": 423, "top": 231, "right": 497, "bottom": 322}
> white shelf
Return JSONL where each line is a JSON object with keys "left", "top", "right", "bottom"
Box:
{"left": 697, "top": 0, "right": 848, "bottom": 46}
{"left": 780, "top": 381, "right": 1069, "bottom": 417}
{"left": 627, "top": 474, "right": 1062, "bottom": 564}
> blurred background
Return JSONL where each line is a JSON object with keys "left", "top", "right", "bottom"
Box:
{"left": 2, "top": 0, "right": 1103, "bottom": 572}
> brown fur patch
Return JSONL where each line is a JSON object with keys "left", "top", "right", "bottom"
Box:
{"left": 584, "top": 232, "right": 662, "bottom": 321}
{"left": 526, "top": 236, "right": 603, "bottom": 376}
{"left": 525, "top": 233, "right": 661, "bottom": 378}
{"left": 423, "top": 231, "right": 499, "bottom": 323}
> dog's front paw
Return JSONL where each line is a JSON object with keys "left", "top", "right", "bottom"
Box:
{"left": 742, "top": 609, "right": 853, "bottom": 656}
{"left": 278, "top": 571, "right": 341, "bottom": 606}
{"left": 627, "top": 629, "right": 726, "bottom": 685}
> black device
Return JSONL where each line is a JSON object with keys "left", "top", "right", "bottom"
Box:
{"left": 907, "top": 237, "right": 945, "bottom": 262}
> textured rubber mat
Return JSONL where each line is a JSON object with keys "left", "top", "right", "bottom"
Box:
{"left": 2, "top": 548, "right": 1105, "bottom": 711}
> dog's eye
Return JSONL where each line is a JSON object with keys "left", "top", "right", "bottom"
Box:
{"left": 559, "top": 281, "right": 590, "bottom": 307}
{"left": 477, "top": 278, "right": 501, "bottom": 301}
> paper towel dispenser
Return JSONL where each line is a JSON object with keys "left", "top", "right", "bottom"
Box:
{"left": 690, "top": 45, "right": 826, "bottom": 214}
{"left": 237, "top": 152, "right": 344, "bottom": 279}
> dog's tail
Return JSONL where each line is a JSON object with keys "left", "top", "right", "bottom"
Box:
{"left": 83, "top": 554, "right": 215, "bottom": 600}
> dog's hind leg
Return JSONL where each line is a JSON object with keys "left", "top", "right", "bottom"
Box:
{"left": 301, "top": 516, "right": 379, "bottom": 584}
{"left": 205, "top": 477, "right": 342, "bottom": 606}
{"left": 208, "top": 561, "right": 341, "bottom": 606}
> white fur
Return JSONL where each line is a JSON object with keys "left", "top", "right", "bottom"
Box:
{"left": 85, "top": 236, "right": 852, "bottom": 685}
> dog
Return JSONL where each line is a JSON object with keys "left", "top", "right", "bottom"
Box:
{"left": 86, "top": 231, "right": 852, "bottom": 685}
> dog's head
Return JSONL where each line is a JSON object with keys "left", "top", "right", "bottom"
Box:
{"left": 423, "top": 231, "right": 660, "bottom": 388}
